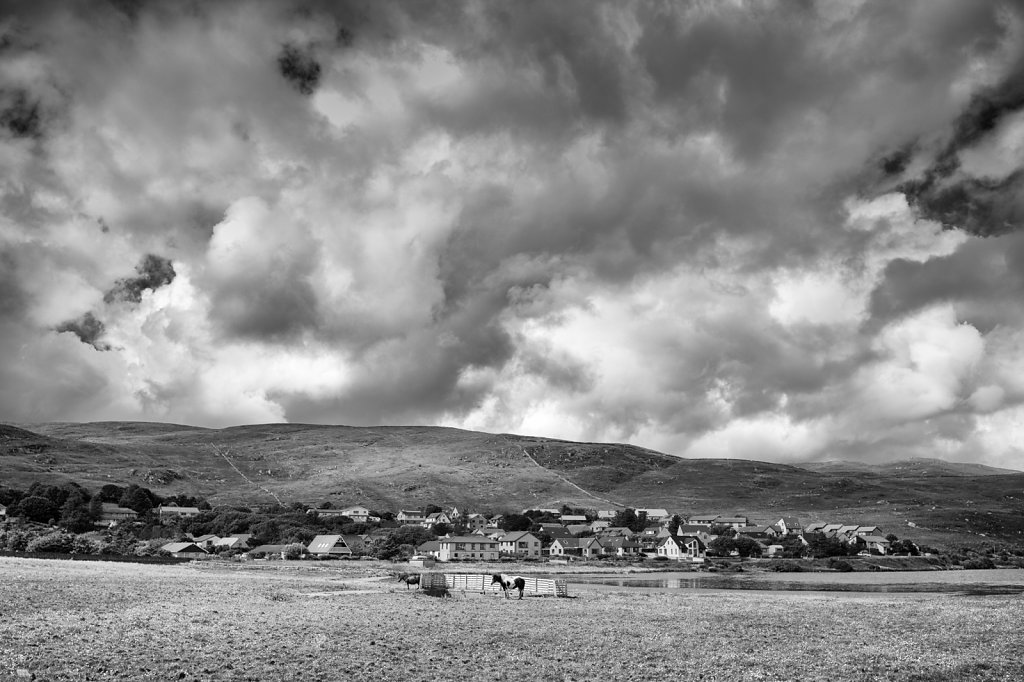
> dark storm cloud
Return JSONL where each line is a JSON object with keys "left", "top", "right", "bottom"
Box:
{"left": 277, "top": 43, "right": 322, "bottom": 95}
{"left": 869, "top": 231, "right": 1024, "bottom": 330}
{"left": 0, "top": 88, "right": 42, "bottom": 139}
{"left": 103, "top": 254, "right": 176, "bottom": 304}
{"left": 55, "top": 312, "right": 111, "bottom": 351}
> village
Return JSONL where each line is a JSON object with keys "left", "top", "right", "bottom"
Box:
{"left": 146, "top": 503, "right": 905, "bottom": 563}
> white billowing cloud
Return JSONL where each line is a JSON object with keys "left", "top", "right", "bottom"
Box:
{"left": 682, "top": 412, "right": 831, "bottom": 463}
{"left": 4, "top": 1, "right": 1024, "bottom": 472}
{"left": 852, "top": 305, "right": 984, "bottom": 424}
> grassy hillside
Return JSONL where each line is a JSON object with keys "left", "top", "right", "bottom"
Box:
{"left": 3, "top": 421, "right": 1023, "bottom": 547}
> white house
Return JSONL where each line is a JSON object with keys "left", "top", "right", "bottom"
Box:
{"left": 549, "top": 537, "right": 604, "bottom": 558}
{"left": 657, "top": 535, "right": 706, "bottom": 562}
{"left": 397, "top": 510, "right": 427, "bottom": 525}
{"left": 498, "top": 531, "right": 542, "bottom": 557}
{"left": 437, "top": 536, "right": 499, "bottom": 562}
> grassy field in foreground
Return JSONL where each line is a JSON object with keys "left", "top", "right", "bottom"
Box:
{"left": 1, "top": 558, "right": 1022, "bottom": 682}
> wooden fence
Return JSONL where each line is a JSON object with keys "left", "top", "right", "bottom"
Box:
{"left": 421, "top": 573, "right": 569, "bottom": 597}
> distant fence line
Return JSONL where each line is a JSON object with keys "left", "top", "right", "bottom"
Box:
{"left": 422, "top": 573, "right": 569, "bottom": 597}
{"left": 0, "top": 551, "right": 192, "bottom": 565}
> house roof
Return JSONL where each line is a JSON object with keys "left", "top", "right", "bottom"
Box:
{"left": 440, "top": 535, "right": 499, "bottom": 544}
{"left": 246, "top": 544, "right": 287, "bottom": 554}
{"left": 159, "top": 506, "right": 200, "bottom": 513}
{"left": 417, "top": 540, "right": 442, "bottom": 552}
{"left": 780, "top": 517, "right": 801, "bottom": 527}
{"left": 100, "top": 503, "right": 138, "bottom": 515}
{"left": 716, "top": 517, "right": 749, "bottom": 524}
{"left": 565, "top": 524, "right": 592, "bottom": 535}
{"left": 161, "top": 542, "right": 206, "bottom": 554}
{"left": 500, "top": 531, "right": 537, "bottom": 542}
{"left": 676, "top": 525, "right": 710, "bottom": 535}
{"left": 637, "top": 508, "right": 669, "bottom": 518}
{"left": 560, "top": 515, "right": 588, "bottom": 523}
{"left": 736, "top": 525, "right": 774, "bottom": 534}
{"left": 307, "top": 534, "right": 352, "bottom": 554}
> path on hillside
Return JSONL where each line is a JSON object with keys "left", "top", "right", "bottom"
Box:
{"left": 514, "top": 443, "right": 624, "bottom": 509}
{"left": 212, "top": 446, "right": 283, "bottom": 505}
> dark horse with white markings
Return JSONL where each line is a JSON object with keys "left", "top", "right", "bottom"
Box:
{"left": 397, "top": 572, "right": 420, "bottom": 589}
{"left": 491, "top": 573, "right": 526, "bottom": 600}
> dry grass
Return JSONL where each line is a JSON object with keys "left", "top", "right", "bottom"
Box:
{"left": 1, "top": 557, "right": 1021, "bottom": 681}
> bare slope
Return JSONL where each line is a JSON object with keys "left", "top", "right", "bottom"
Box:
{"left": 3, "top": 421, "right": 1023, "bottom": 545}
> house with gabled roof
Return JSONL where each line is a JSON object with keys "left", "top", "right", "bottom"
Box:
{"left": 212, "top": 534, "right": 252, "bottom": 549}
{"left": 424, "top": 512, "right": 452, "bottom": 528}
{"left": 774, "top": 517, "right": 803, "bottom": 535}
{"left": 736, "top": 525, "right": 779, "bottom": 540}
{"left": 538, "top": 523, "right": 574, "bottom": 539}
{"left": 437, "top": 535, "right": 499, "bottom": 562}
{"left": 498, "top": 531, "right": 542, "bottom": 557}
{"left": 596, "top": 510, "right": 617, "bottom": 519}
{"left": 855, "top": 526, "right": 882, "bottom": 536}
{"left": 590, "top": 519, "right": 611, "bottom": 532}
{"left": 804, "top": 522, "right": 827, "bottom": 533}
{"left": 598, "top": 527, "right": 635, "bottom": 538}
{"left": 307, "top": 534, "right": 352, "bottom": 557}
{"left": 716, "top": 516, "right": 749, "bottom": 528}
{"left": 100, "top": 503, "right": 138, "bottom": 524}
{"left": 821, "top": 524, "right": 844, "bottom": 535}
{"left": 397, "top": 509, "right": 427, "bottom": 524}
{"left": 157, "top": 505, "right": 201, "bottom": 522}
{"left": 549, "top": 537, "right": 603, "bottom": 558}
{"left": 465, "top": 513, "right": 489, "bottom": 531}
{"left": 602, "top": 536, "right": 641, "bottom": 557}
{"left": 417, "top": 539, "right": 442, "bottom": 559}
{"left": 637, "top": 508, "right": 670, "bottom": 521}
{"left": 161, "top": 542, "right": 207, "bottom": 558}
{"left": 855, "top": 535, "right": 891, "bottom": 555}
{"left": 560, "top": 515, "right": 588, "bottom": 524}
{"left": 657, "top": 535, "right": 706, "bottom": 562}
{"left": 486, "top": 514, "right": 504, "bottom": 528}
{"left": 244, "top": 544, "right": 287, "bottom": 559}
{"left": 688, "top": 514, "right": 720, "bottom": 526}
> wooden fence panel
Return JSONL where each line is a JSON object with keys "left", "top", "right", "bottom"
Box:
{"left": 424, "top": 573, "right": 569, "bottom": 597}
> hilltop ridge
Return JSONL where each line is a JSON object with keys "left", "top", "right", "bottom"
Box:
{"left": 2, "top": 421, "right": 1023, "bottom": 546}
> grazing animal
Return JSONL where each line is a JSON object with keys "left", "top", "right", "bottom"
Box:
{"left": 491, "top": 573, "right": 526, "bottom": 600}
{"left": 397, "top": 572, "right": 420, "bottom": 589}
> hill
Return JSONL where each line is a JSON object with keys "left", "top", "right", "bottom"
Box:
{"left": 2, "top": 421, "right": 1023, "bottom": 547}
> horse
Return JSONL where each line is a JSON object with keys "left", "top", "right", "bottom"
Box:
{"left": 491, "top": 573, "right": 526, "bottom": 600}
{"left": 397, "top": 572, "right": 421, "bottom": 589}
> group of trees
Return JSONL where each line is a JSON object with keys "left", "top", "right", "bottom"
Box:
{"left": 0, "top": 481, "right": 211, "bottom": 534}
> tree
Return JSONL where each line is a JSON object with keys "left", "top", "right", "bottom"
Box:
{"left": 119, "top": 485, "right": 154, "bottom": 514}
{"left": 18, "top": 495, "right": 58, "bottom": 524}
{"left": 501, "top": 514, "right": 532, "bottom": 532}
{"left": 668, "top": 514, "right": 682, "bottom": 536}
{"left": 99, "top": 484, "right": 124, "bottom": 502}
{"left": 88, "top": 496, "right": 104, "bottom": 521}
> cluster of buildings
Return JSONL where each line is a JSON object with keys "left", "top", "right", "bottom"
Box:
{"left": 148, "top": 504, "right": 893, "bottom": 561}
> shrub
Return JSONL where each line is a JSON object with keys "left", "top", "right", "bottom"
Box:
{"left": 828, "top": 558, "right": 854, "bottom": 572}
{"left": 962, "top": 557, "right": 995, "bottom": 570}
{"left": 282, "top": 543, "right": 307, "bottom": 560}
{"left": 26, "top": 531, "right": 76, "bottom": 553}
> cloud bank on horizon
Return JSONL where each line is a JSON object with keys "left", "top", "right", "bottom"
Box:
{"left": 3, "top": 0, "right": 1024, "bottom": 468}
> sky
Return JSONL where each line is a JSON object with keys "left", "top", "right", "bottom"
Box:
{"left": 3, "top": 1, "right": 1024, "bottom": 469}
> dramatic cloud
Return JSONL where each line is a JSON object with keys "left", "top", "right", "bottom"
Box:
{"left": 2, "top": 0, "right": 1024, "bottom": 470}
